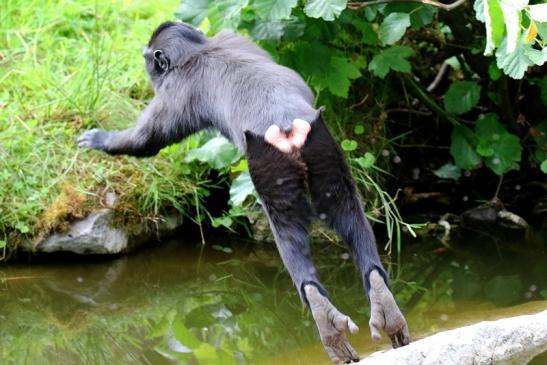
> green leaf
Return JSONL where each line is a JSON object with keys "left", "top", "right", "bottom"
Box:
{"left": 251, "top": 19, "right": 285, "bottom": 40}
{"left": 475, "top": 113, "right": 505, "bottom": 136}
{"left": 499, "top": 0, "right": 525, "bottom": 53}
{"left": 292, "top": 42, "right": 333, "bottom": 77}
{"left": 364, "top": 6, "right": 378, "bottom": 21}
{"left": 355, "top": 152, "right": 375, "bottom": 168}
{"left": 354, "top": 124, "right": 365, "bottom": 135}
{"left": 483, "top": 0, "right": 505, "bottom": 55}
{"left": 529, "top": 4, "right": 547, "bottom": 22}
{"left": 476, "top": 143, "right": 495, "bottom": 157}
{"left": 495, "top": 38, "right": 535, "bottom": 79}
{"left": 488, "top": 62, "right": 502, "bottom": 81}
{"left": 383, "top": 3, "right": 435, "bottom": 28}
{"left": 313, "top": 56, "right": 361, "bottom": 97}
{"left": 184, "top": 304, "right": 222, "bottom": 328}
{"left": 229, "top": 172, "right": 255, "bottom": 206}
{"left": 208, "top": 0, "right": 249, "bottom": 33}
{"left": 304, "top": 0, "right": 347, "bottom": 21}
{"left": 176, "top": 0, "right": 210, "bottom": 26}
{"left": 172, "top": 314, "right": 201, "bottom": 349}
{"left": 484, "top": 133, "right": 522, "bottom": 175}
{"left": 475, "top": 114, "right": 522, "bottom": 175}
{"left": 541, "top": 160, "right": 547, "bottom": 173}
{"left": 212, "top": 215, "right": 234, "bottom": 228}
{"left": 0, "top": 240, "right": 5, "bottom": 249}
{"left": 230, "top": 159, "right": 248, "bottom": 173}
{"left": 474, "top": 0, "right": 485, "bottom": 22}
{"left": 523, "top": 47, "right": 547, "bottom": 66}
{"left": 537, "top": 22, "right": 547, "bottom": 41}
{"left": 352, "top": 19, "right": 379, "bottom": 45}
{"left": 378, "top": 12, "right": 411, "bottom": 45}
{"left": 433, "top": 163, "right": 462, "bottom": 181}
{"left": 280, "top": 16, "right": 306, "bottom": 40}
{"left": 253, "top": 0, "right": 297, "bottom": 20}
{"left": 368, "top": 45, "right": 413, "bottom": 78}
{"left": 185, "top": 136, "right": 241, "bottom": 169}
{"left": 15, "top": 222, "right": 30, "bottom": 234}
{"left": 216, "top": 349, "right": 238, "bottom": 365}
{"left": 341, "top": 139, "right": 358, "bottom": 151}
{"left": 450, "top": 125, "right": 481, "bottom": 170}
{"left": 193, "top": 343, "right": 219, "bottom": 363}
{"left": 444, "top": 81, "right": 481, "bottom": 115}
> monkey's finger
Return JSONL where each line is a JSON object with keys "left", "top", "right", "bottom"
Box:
{"left": 348, "top": 318, "right": 359, "bottom": 334}
{"left": 265, "top": 125, "right": 292, "bottom": 153}
{"left": 399, "top": 324, "right": 411, "bottom": 346}
{"left": 292, "top": 118, "right": 311, "bottom": 133}
{"left": 368, "top": 320, "right": 382, "bottom": 342}
{"left": 324, "top": 346, "right": 341, "bottom": 364}
{"left": 77, "top": 137, "right": 91, "bottom": 147}
{"left": 290, "top": 118, "right": 311, "bottom": 148}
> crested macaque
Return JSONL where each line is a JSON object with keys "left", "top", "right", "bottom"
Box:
{"left": 78, "top": 21, "right": 410, "bottom": 363}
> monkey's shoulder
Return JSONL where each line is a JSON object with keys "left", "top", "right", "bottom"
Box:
{"left": 208, "top": 31, "right": 273, "bottom": 61}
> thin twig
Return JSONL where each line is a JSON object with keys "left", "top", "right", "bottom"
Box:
{"left": 348, "top": 0, "right": 466, "bottom": 11}
{"left": 494, "top": 174, "right": 504, "bottom": 199}
{"left": 427, "top": 63, "right": 449, "bottom": 92}
{"left": 194, "top": 191, "right": 206, "bottom": 246}
{"left": 404, "top": 75, "right": 460, "bottom": 126}
{"left": 386, "top": 108, "right": 432, "bottom": 116}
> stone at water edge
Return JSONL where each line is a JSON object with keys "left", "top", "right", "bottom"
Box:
{"left": 357, "top": 309, "right": 547, "bottom": 365}
{"left": 34, "top": 209, "right": 129, "bottom": 254}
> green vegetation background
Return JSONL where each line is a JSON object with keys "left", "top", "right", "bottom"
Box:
{"left": 1, "top": 0, "right": 219, "bottom": 252}
{"left": 1, "top": 0, "right": 546, "bottom": 254}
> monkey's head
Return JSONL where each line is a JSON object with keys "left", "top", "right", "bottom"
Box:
{"left": 143, "top": 21, "right": 207, "bottom": 87}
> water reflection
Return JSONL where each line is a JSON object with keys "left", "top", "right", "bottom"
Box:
{"left": 0, "top": 234, "right": 546, "bottom": 365}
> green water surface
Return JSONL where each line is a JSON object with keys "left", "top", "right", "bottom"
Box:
{"left": 1, "top": 234, "right": 546, "bottom": 365}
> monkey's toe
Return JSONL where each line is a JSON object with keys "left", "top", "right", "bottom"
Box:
{"left": 368, "top": 270, "right": 411, "bottom": 348}
{"left": 305, "top": 285, "right": 361, "bottom": 364}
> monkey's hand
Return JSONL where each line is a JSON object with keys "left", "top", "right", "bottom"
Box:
{"left": 305, "top": 284, "right": 360, "bottom": 364}
{"left": 265, "top": 119, "right": 311, "bottom": 153}
{"left": 77, "top": 129, "right": 111, "bottom": 152}
{"left": 368, "top": 270, "right": 410, "bottom": 348}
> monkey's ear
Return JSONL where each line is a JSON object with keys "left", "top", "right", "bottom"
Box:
{"left": 153, "top": 50, "right": 170, "bottom": 73}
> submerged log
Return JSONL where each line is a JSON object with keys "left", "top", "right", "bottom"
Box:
{"left": 358, "top": 309, "right": 547, "bottom": 365}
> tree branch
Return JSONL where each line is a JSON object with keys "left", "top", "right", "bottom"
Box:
{"left": 403, "top": 75, "right": 460, "bottom": 126}
{"left": 347, "top": 0, "right": 466, "bottom": 11}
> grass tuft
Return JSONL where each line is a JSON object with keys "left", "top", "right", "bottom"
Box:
{"left": 0, "top": 0, "right": 211, "bottom": 254}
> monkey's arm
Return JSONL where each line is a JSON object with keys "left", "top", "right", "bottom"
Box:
{"left": 77, "top": 99, "right": 190, "bottom": 157}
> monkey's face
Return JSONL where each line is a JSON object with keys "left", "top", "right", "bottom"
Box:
{"left": 143, "top": 21, "right": 206, "bottom": 88}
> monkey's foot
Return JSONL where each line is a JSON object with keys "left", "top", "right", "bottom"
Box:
{"left": 77, "top": 129, "right": 109, "bottom": 151}
{"left": 304, "top": 284, "right": 360, "bottom": 364}
{"left": 368, "top": 270, "right": 410, "bottom": 348}
{"left": 265, "top": 119, "right": 311, "bottom": 153}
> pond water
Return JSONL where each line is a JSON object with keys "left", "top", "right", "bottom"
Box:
{"left": 1, "top": 233, "right": 546, "bottom": 365}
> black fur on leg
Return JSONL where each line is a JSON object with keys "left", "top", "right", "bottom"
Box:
{"left": 245, "top": 131, "right": 329, "bottom": 306}
{"left": 300, "top": 111, "right": 389, "bottom": 296}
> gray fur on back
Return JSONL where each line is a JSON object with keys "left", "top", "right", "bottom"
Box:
{"left": 156, "top": 30, "right": 318, "bottom": 151}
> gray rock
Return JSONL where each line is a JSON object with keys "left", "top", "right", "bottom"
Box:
{"left": 28, "top": 208, "right": 183, "bottom": 255}
{"left": 35, "top": 209, "right": 128, "bottom": 254}
{"left": 358, "top": 310, "right": 547, "bottom": 365}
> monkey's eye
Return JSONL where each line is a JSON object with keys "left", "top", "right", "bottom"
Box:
{"left": 153, "top": 50, "right": 170, "bottom": 73}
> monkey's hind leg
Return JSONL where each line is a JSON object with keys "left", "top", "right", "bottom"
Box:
{"left": 301, "top": 115, "right": 410, "bottom": 348}
{"left": 245, "top": 131, "right": 360, "bottom": 364}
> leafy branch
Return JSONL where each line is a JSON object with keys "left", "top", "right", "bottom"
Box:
{"left": 347, "top": 0, "right": 466, "bottom": 11}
